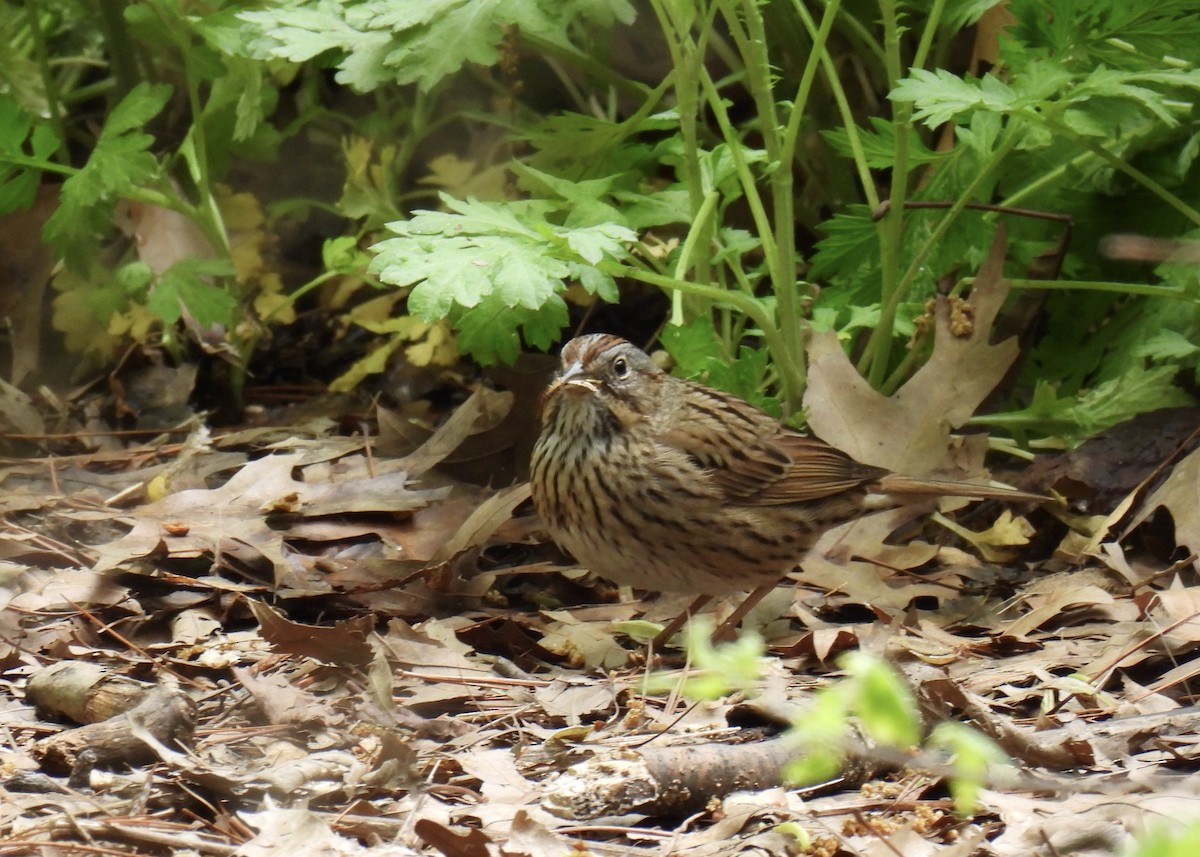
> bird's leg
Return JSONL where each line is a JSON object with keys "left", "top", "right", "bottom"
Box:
{"left": 650, "top": 595, "right": 712, "bottom": 650}
{"left": 711, "top": 583, "right": 778, "bottom": 643}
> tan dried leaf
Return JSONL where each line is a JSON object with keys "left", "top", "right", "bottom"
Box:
{"left": 805, "top": 229, "right": 1019, "bottom": 476}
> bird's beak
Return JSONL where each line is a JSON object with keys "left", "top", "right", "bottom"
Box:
{"left": 554, "top": 360, "right": 600, "bottom": 394}
{"left": 560, "top": 360, "right": 584, "bottom": 382}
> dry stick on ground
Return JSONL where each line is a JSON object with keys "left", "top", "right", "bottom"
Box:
{"left": 540, "top": 737, "right": 880, "bottom": 820}
{"left": 32, "top": 685, "right": 196, "bottom": 777}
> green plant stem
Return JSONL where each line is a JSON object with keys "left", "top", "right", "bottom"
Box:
{"left": 697, "top": 68, "right": 779, "bottom": 278}
{"left": 1040, "top": 117, "right": 1200, "bottom": 229}
{"left": 23, "top": 2, "right": 69, "bottom": 166}
{"left": 604, "top": 260, "right": 802, "bottom": 399}
{"left": 713, "top": 0, "right": 810, "bottom": 407}
{"left": 520, "top": 31, "right": 654, "bottom": 102}
{"left": 94, "top": 0, "right": 140, "bottom": 99}
{"left": 775, "top": 0, "right": 842, "bottom": 400}
{"left": 995, "top": 146, "right": 1093, "bottom": 210}
{"left": 0, "top": 153, "right": 77, "bottom": 175}
{"left": 979, "top": 277, "right": 1194, "bottom": 298}
{"left": 866, "top": 0, "right": 928, "bottom": 389}
{"left": 912, "top": 0, "right": 947, "bottom": 70}
{"left": 793, "top": 2, "right": 878, "bottom": 210}
{"left": 830, "top": 2, "right": 885, "bottom": 66}
{"left": 671, "top": 189, "right": 721, "bottom": 325}
{"left": 860, "top": 125, "right": 1022, "bottom": 382}
{"left": 648, "top": 0, "right": 712, "bottom": 290}
{"left": 880, "top": 329, "right": 930, "bottom": 396}
{"left": 265, "top": 270, "right": 343, "bottom": 323}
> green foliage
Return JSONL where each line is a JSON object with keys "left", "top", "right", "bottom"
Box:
{"left": 642, "top": 618, "right": 767, "bottom": 700}
{"left": 145, "top": 259, "right": 240, "bottom": 328}
{"left": 648, "top": 640, "right": 1007, "bottom": 817}
{"left": 43, "top": 83, "right": 171, "bottom": 271}
{"left": 785, "top": 653, "right": 922, "bottom": 786}
{"left": 370, "top": 194, "right": 634, "bottom": 364}
{"left": 8, "top": 0, "right": 1200, "bottom": 441}
{"left": 660, "top": 318, "right": 781, "bottom": 417}
{"left": 927, "top": 722, "right": 1011, "bottom": 816}
{"left": 1128, "top": 822, "right": 1200, "bottom": 857}
{"left": 239, "top": 0, "right": 635, "bottom": 92}
{"left": 0, "top": 97, "right": 59, "bottom": 212}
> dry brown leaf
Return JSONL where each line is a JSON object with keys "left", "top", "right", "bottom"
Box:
{"left": 805, "top": 228, "right": 1019, "bottom": 476}
{"left": 538, "top": 610, "right": 625, "bottom": 670}
{"left": 247, "top": 600, "right": 374, "bottom": 667}
{"left": 1144, "top": 584, "right": 1200, "bottom": 654}
{"left": 456, "top": 748, "right": 535, "bottom": 803}
{"left": 233, "top": 665, "right": 346, "bottom": 726}
{"left": 534, "top": 678, "right": 616, "bottom": 723}
{"left": 1121, "top": 445, "right": 1200, "bottom": 563}
{"left": 379, "top": 387, "right": 514, "bottom": 474}
{"left": 1002, "top": 584, "right": 1115, "bottom": 639}
{"left": 90, "top": 452, "right": 449, "bottom": 589}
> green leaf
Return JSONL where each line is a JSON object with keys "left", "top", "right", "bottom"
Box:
{"left": 890, "top": 69, "right": 1018, "bottom": 127}
{"left": 1132, "top": 330, "right": 1200, "bottom": 361}
{"left": 1131, "top": 821, "right": 1200, "bottom": 857}
{"left": 642, "top": 618, "right": 766, "bottom": 701}
{"left": 660, "top": 317, "right": 724, "bottom": 376}
{"left": 0, "top": 96, "right": 60, "bottom": 214}
{"left": 822, "top": 117, "right": 946, "bottom": 169}
{"left": 370, "top": 193, "right": 633, "bottom": 363}
{"left": 455, "top": 293, "right": 568, "bottom": 365}
{"left": 240, "top": 0, "right": 634, "bottom": 93}
{"left": 44, "top": 83, "right": 173, "bottom": 270}
{"left": 782, "top": 686, "right": 851, "bottom": 786}
{"left": 842, "top": 652, "right": 920, "bottom": 749}
{"left": 145, "top": 259, "right": 240, "bottom": 328}
{"left": 808, "top": 205, "right": 879, "bottom": 281}
{"left": 978, "top": 366, "right": 1194, "bottom": 443}
{"left": 927, "top": 722, "right": 1010, "bottom": 816}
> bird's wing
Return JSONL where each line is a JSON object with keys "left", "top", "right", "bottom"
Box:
{"left": 661, "top": 384, "right": 887, "bottom": 504}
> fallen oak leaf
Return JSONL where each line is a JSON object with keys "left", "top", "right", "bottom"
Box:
{"left": 90, "top": 453, "right": 449, "bottom": 589}
{"left": 245, "top": 599, "right": 374, "bottom": 667}
{"left": 805, "top": 227, "right": 1019, "bottom": 477}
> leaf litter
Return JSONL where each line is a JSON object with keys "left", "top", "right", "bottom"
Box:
{"left": 5, "top": 253, "right": 1200, "bottom": 854}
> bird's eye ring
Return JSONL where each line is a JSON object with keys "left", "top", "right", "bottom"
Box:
{"left": 612, "top": 356, "right": 629, "bottom": 378}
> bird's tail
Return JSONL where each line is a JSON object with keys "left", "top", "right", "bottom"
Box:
{"left": 875, "top": 473, "right": 1047, "bottom": 503}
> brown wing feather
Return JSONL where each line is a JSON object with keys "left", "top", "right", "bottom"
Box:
{"left": 660, "top": 381, "right": 887, "bottom": 505}
{"left": 757, "top": 432, "right": 889, "bottom": 503}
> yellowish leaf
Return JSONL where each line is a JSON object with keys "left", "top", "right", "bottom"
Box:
{"left": 933, "top": 509, "right": 1033, "bottom": 563}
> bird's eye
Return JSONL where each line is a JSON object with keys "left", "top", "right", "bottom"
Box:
{"left": 612, "top": 356, "right": 629, "bottom": 378}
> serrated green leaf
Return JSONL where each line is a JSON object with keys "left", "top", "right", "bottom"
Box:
{"left": 808, "top": 205, "right": 879, "bottom": 281}
{"left": 241, "top": 0, "right": 633, "bottom": 93}
{"left": 890, "top": 69, "right": 1017, "bottom": 127}
{"left": 0, "top": 96, "right": 61, "bottom": 214}
{"left": 394, "top": 234, "right": 569, "bottom": 316}
{"left": 44, "top": 82, "right": 173, "bottom": 270}
{"left": 146, "top": 259, "right": 239, "bottom": 327}
{"left": 371, "top": 195, "right": 631, "bottom": 363}
{"left": 455, "top": 292, "right": 568, "bottom": 364}
{"left": 660, "top": 317, "right": 723, "bottom": 376}
{"left": 574, "top": 264, "right": 619, "bottom": 302}
{"left": 1132, "top": 330, "right": 1200, "bottom": 361}
{"left": 561, "top": 221, "right": 635, "bottom": 264}
{"left": 822, "top": 117, "right": 946, "bottom": 168}
{"left": 980, "top": 365, "right": 1194, "bottom": 443}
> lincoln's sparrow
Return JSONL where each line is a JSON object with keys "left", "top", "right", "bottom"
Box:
{"left": 530, "top": 334, "right": 1037, "bottom": 623}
